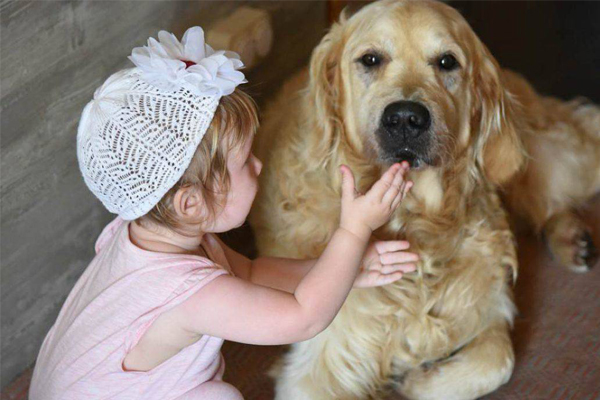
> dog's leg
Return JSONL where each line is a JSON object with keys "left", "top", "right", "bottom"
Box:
{"left": 505, "top": 168, "right": 600, "bottom": 273}
{"left": 271, "top": 340, "right": 332, "bottom": 400}
{"left": 272, "top": 339, "right": 369, "bottom": 400}
{"left": 397, "top": 323, "right": 514, "bottom": 400}
{"left": 505, "top": 97, "right": 600, "bottom": 272}
{"left": 506, "top": 176, "right": 600, "bottom": 273}
{"left": 507, "top": 193, "right": 599, "bottom": 273}
{"left": 542, "top": 209, "right": 598, "bottom": 273}
{"left": 272, "top": 295, "right": 388, "bottom": 400}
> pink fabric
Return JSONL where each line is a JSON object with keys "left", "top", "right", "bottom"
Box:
{"left": 30, "top": 217, "right": 238, "bottom": 400}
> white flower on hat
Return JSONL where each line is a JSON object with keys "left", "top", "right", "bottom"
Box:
{"left": 128, "top": 26, "right": 246, "bottom": 97}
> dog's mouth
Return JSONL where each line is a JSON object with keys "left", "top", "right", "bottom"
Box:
{"left": 375, "top": 127, "right": 436, "bottom": 170}
{"left": 392, "top": 149, "right": 430, "bottom": 169}
{"left": 395, "top": 149, "right": 419, "bottom": 167}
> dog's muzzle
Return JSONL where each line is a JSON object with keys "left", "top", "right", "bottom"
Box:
{"left": 378, "top": 101, "right": 434, "bottom": 168}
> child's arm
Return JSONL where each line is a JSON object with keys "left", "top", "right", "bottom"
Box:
{"left": 218, "top": 241, "right": 417, "bottom": 293}
{"left": 175, "top": 163, "right": 411, "bottom": 345}
{"left": 213, "top": 236, "right": 314, "bottom": 291}
{"left": 245, "top": 256, "right": 315, "bottom": 293}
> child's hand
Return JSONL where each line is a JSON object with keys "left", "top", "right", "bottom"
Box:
{"left": 353, "top": 240, "right": 418, "bottom": 288}
{"left": 339, "top": 163, "right": 412, "bottom": 241}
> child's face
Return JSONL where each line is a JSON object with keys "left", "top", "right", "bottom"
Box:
{"left": 210, "top": 136, "right": 262, "bottom": 232}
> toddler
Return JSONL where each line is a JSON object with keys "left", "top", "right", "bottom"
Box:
{"left": 29, "top": 27, "right": 417, "bottom": 400}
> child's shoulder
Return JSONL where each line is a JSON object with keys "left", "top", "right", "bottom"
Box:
{"left": 93, "top": 217, "right": 231, "bottom": 273}
{"left": 95, "top": 217, "right": 126, "bottom": 254}
{"left": 200, "top": 233, "right": 233, "bottom": 275}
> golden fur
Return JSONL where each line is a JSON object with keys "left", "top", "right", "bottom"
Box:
{"left": 250, "top": 1, "right": 600, "bottom": 398}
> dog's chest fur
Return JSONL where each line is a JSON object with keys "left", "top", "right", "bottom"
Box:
{"left": 258, "top": 149, "right": 516, "bottom": 358}
{"left": 368, "top": 169, "right": 517, "bottom": 364}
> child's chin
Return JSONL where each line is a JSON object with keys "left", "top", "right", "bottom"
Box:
{"left": 224, "top": 217, "right": 246, "bottom": 230}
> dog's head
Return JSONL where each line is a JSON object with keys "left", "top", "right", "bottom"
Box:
{"left": 310, "top": 0, "right": 524, "bottom": 186}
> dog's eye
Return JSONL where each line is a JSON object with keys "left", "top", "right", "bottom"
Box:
{"left": 438, "top": 54, "right": 459, "bottom": 71}
{"left": 360, "top": 54, "right": 381, "bottom": 67}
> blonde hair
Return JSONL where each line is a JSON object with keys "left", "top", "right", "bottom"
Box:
{"left": 135, "top": 88, "right": 259, "bottom": 235}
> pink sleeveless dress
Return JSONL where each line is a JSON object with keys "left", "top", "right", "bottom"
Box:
{"left": 30, "top": 217, "right": 241, "bottom": 399}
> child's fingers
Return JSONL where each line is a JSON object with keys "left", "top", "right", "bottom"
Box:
{"left": 339, "top": 165, "right": 357, "bottom": 200}
{"left": 382, "top": 168, "right": 405, "bottom": 205}
{"left": 391, "top": 180, "right": 412, "bottom": 210}
{"left": 372, "top": 271, "right": 404, "bottom": 286}
{"left": 380, "top": 251, "right": 419, "bottom": 265}
{"left": 391, "top": 188, "right": 404, "bottom": 210}
{"left": 402, "top": 180, "right": 413, "bottom": 198}
{"left": 374, "top": 240, "right": 410, "bottom": 254}
{"left": 369, "top": 164, "right": 402, "bottom": 199}
{"left": 380, "top": 263, "right": 417, "bottom": 274}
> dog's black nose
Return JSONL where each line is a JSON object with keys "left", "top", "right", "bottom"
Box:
{"left": 382, "top": 101, "right": 431, "bottom": 137}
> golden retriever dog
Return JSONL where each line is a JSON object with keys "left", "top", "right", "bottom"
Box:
{"left": 249, "top": 0, "right": 600, "bottom": 399}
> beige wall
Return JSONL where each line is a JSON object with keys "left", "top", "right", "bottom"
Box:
{"left": 0, "top": 0, "right": 327, "bottom": 388}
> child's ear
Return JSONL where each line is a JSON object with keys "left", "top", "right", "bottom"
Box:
{"left": 173, "top": 186, "right": 205, "bottom": 221}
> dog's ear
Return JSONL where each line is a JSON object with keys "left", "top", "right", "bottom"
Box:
{"left": 470, "top": 39, "right": 525, "bottom": 186}
{"left": 308, "top": 20, "right": 345, "bottom": 164}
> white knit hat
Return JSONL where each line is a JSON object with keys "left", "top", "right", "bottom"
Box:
{"left": 77, "top": 27, "right": 246, "bottom": 220}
